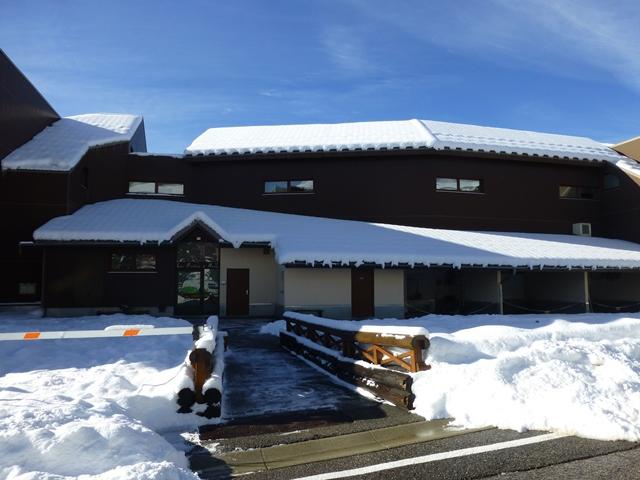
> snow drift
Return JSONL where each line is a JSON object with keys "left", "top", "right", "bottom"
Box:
{"left": 264, "top": 313, "right": 640, "bottom": 441}
{"left": 0, "top": 312, "right": 209, "bottom": 479}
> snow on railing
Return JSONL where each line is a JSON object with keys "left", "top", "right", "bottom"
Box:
{"left": 280, "top": 311, "right": 431, "bottom": 409}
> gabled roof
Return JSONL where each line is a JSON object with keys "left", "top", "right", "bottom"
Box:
{"left": 185, "top": 119, "right": 624, "bottom": 163}
{"left": 1, "top": 113, "right": 143, "bottom": 172}
{"left": 34, "top": 198, "right": 640, "bottom": 270}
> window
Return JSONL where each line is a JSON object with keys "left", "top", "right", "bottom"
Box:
{"left": 18, "top": 282, "right": 37, "bottom": 295}
{"left": 264, "top": 180, "right": 314, "bottom": 194}
{"left": 264, "top": 181, "right": 288, "bottom": 194}
{"left": 157, "top": 183, "right": 184, "bottom": 195}
{"left": 128, "top": 181, "right": 184, "bottom": 196}
{"left": 604, "top": 174, "right": 620, "bottom": 190}
{"left": 110, "top": 252, "right": 157, "bottom": 272}
{"left": 559, "top": 185, "right": 598, "bottom": 200}
{"left": 289, "top": 180, "right": 314, "bottom": 193}
{"left": 129, "top": 182, "right": 155, "bottom": 194}
{"left": 436, "top": 177, "right": 483, "bottom": 193}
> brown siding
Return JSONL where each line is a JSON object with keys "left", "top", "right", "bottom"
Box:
{"left": 0, "top": 49, "right": 59, "bottom": 160}
{"left": 182, "top": 152, "right": 605, "bottom": 235}
{"left": 44, "top": 246, "right": 175, "bottom": 309}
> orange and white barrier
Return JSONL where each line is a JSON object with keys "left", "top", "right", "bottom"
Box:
{"left": 0, "top": 326, "right": 193, "bottom": 341}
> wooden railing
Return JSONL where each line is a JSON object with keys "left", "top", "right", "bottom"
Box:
{"left": 284, "top": 314, "right": 430, "bottom": 373}
{"left": 281, "top": 313, "right": 431, "bottom": 410}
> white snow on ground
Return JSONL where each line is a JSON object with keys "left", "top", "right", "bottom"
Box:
{"left": 263, "top": 312, "right": 640, "bottom": 442}
{"left": 1, "top": 113, "right": 142, "bottom": 172}
{"left": 185, "top": 118, "right": 624, "bottom": 163}
{"left": 0, "top": 311, "right": 209, "bottom": 479}
{"left": 34, "top": 198, "right": 640, "bottom": 270}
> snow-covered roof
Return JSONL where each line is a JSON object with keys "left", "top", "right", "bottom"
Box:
{"left": 185, "top": 119, "right": 624, "bottom": 163}
{"left": 34, "top": 199, "right": 640, "bottom": 270}
{"left": 1, "top": 113, "right": 143, "bottom": 172}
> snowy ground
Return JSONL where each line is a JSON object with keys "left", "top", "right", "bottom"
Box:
{"left": 264, "top": 312, "right": 640, "bottom": 442}
{"left": 0, "top": 310, "right": 209, "bottom": 480}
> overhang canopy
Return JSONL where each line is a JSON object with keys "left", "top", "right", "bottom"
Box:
{"left": 33, "top": 199, "right": 640, "bottom": 271}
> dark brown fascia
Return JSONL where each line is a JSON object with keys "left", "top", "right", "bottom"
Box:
{"left": 181, "top": 146, "right": 607, "bottom": 168}
{"left": 283, "top": 260, "right": 637, "bottom": 272}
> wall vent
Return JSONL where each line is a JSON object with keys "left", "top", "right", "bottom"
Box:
{"left": 572, "top": 223, "right": 592, "bottom": 236}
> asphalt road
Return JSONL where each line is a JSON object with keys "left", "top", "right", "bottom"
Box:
{"left": 240, "top": 428, "right": 640, "bottom": 480}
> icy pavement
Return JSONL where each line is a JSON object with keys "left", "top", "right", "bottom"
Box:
{"left": 221, "top": 318, "right": 375, "bottom": 419}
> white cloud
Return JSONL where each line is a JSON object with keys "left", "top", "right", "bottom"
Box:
{"left": 320, "top": 25, "right": 375, "bottom": 74}
{"left": 350, "top": 0, "right": 640, "bottom": 92}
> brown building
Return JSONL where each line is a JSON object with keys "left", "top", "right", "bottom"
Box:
{"left": 4, "top": 49, "right": 640, "bottom": 318}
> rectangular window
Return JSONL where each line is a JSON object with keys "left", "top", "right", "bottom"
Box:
{"left": 289, "top": 180, "right": 314, "bottom": 193}
{"left": 128, "top": 181, "right": 184, "bottom": 196}
{"left": 157, "top": 183, "right": 184, "bottom": 195}
{"left": 111, "top": 252, "right": 157, "bottom": 272}
{"left": 559, "top": 185, "right": 598, "bottom": 200}
{"left": 436, "top": 177, "right": 483, "bottom": 193}
{"left": 264, "top": 181, "right": 289, "bottom": 194}
{"left": 128, "top": 181, "right": 156, "bottom": 194}
{"left": 264, "top": 179, "right": 314, "bottom": 194}
{"left": 18, "top": 282, "right": 37, "bottom": 295}
{"left": 436, "top": 178, "right": 458, "bottom": 191}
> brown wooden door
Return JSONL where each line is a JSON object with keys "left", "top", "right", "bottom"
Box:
{"left": 226, "top": 268, "right": 249, "bottom": 316}
{"left": 351, "top": 268, "right": 374, "bottom": 318}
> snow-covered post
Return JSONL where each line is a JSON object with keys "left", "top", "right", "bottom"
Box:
{"left": 176, "top": 316, "right": 225, "bottom": 419}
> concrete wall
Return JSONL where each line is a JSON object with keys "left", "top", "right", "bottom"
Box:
{"left": 284, "top": 268, "right": 351, "bottom": 318}
{"left": 220, "top": 247, "right": 278, "bottom": 317}
{"left": 284, "top": 267, "right": 405, "bottom": 319}
{"left": 374, "top": 269, "right": 405, "bottom": 318}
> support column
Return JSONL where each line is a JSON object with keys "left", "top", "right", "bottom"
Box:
{"left": 497, "top": 270, "right": 504, "bottom": 315}
{"left": 584, "top": 271, "right": 591, "bottom": 313}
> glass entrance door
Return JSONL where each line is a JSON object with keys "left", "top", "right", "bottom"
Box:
{"left": 177, "top": 269, "right": 203, "bottom": 315}
{"left": 175, "top": 235, "right": 220, "bottom": 316}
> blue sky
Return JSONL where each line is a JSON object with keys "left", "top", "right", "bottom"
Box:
{"left": 1, "top": 0, "right": 639, "bottom": 152}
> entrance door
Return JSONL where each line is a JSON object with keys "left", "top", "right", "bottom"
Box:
{"left": 351, "top": 268, "right": 374, "bottom": 318}
{"left": 227, "top": 268, "right": 250, "bottom": 316}
{"left": 177, "top": 269, "right": 203, "bottom": 315}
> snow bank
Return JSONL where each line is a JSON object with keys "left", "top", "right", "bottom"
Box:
{"left": 413, "top": 313, "right": 640, "bottom": 441}
{"left": 1, "top": 113, "right": 142, "bottom": 172}
{"left": 0, "top": 312, "right": 208, "bottom": 479}
{"left": 263, "top": 312, "right": 640, "bottom": 441}
{"left": 34, "top": 198, "right": 640, "bottom": 270}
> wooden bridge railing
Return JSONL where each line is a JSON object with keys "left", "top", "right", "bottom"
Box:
{"left": 284, "top": 314, "right": 430, "bottom": 373}
{"left": 281, "top": 313, "right": 431, "bottom": 410}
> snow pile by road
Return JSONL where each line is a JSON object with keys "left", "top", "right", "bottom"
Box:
{"left": 263, "top": 313, "right": 640, "bottom": 441}
{"left": 0, "top": 311, "right": 208, "bottom": 479}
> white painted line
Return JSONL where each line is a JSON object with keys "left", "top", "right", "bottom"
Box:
{"left": 292, "top": 432, "right": 569, "bottom": 480}
{"left": 0, "top": 326, "right": 193, "bottom": 341}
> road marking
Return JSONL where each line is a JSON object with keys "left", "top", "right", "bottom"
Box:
{"left": 292, "top": 432, "right": 569, "bottom": 480}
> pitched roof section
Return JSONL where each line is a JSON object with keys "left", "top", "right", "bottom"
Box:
{"left": 186, "top": 119, "right": 434, "bottom": 156}
{"left": 185, "top": 119, "right": 624, "bottom": 163}
{"left": 34, "top": 198, "right": 640, "bottom": 270}
{"left": 1, "top": 113, "right": 142, "bottom": 172}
